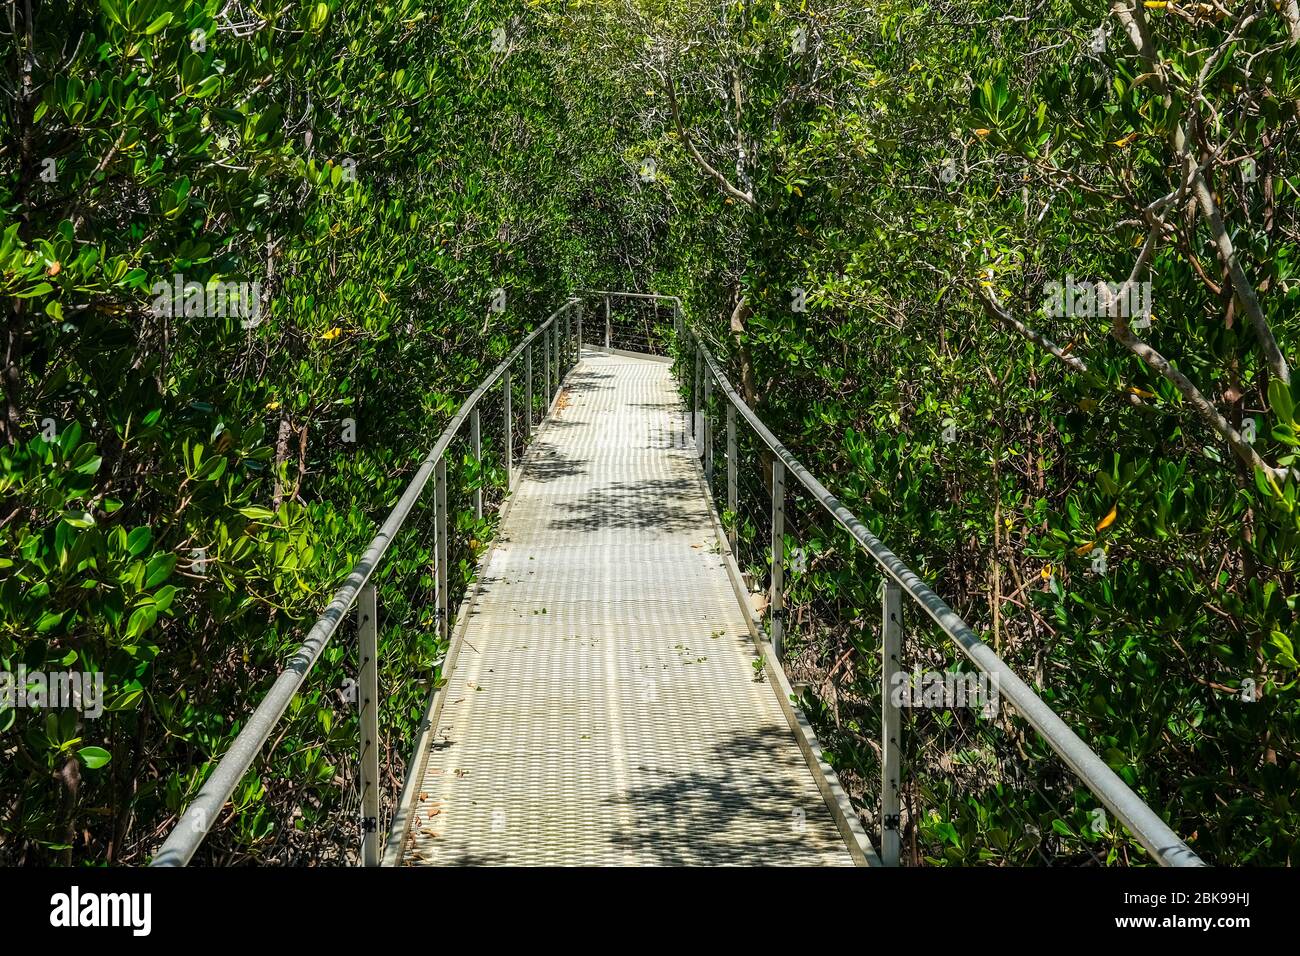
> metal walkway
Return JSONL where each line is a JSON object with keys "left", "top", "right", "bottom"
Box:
{"left": 154, "top": 294, "right": 1201, "bottom": 869}
{"left": 396, "top": 349, "right": 856, "bottom": 865}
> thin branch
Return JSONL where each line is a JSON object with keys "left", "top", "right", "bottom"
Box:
{"left": 972, "top": 282, "right": 1091, "bottom": 375}
{"left": 663, "top": 64, "right": 756, "bottom": 209}
{"left": 1111, "top": 0, "right": 1290, "bottom": 386}
{"left": 1111, "top": 224, "right": 1285, "bottom": 480}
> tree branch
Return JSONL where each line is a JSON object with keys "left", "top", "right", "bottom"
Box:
{"left": 972, "top": 282, "right": 1091, "bottom": 375}
{"left": 663, "top": 67, "right": 756, "bottom": 209}
{"left": 1111, "top": 224, "right": 1286, "bottom": 480}
{"left": 1111, "top": 0, "right": 1290, "bottom": 386}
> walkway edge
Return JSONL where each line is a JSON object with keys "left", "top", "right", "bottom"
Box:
{"left": 383, "top": 372, "right": 579, "bottom": 866}
{"left": 686, "top": 436, "right": 881, "bottom": 867}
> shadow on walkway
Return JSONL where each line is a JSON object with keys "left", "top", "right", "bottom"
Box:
{"left": 607, "top": 727, "right": 841, "bottom": 865}
{"left": 547, "top": 477, "right": 705, "bottom": 533}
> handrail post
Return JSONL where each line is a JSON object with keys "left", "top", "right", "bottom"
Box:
{"left": 726, "top": 403, "right": 737, "bottom": 551}
{"left": 604, "top": 294, "right": 611, "bottom": 349}
{"left": 435, "top": 456, "right": 448, "bottom": 639}
{"left": 881, "top": 578, "right": 903, "bottom": 866}
{"left": 358, "top": 582, "right": 380, "bottom": 867}
{"left": 524, "top": 346, "right": 532, "bottom": 441}
{"left": 544, "top": 323, "right": 552, "bottom": 411}
{"left": 693, "top": 345, "right": 702, "bottom": 445}
{"left": 503, "top": 367, "right": 513, "bottom": 490}
{"left": 770, "top": 459, "right": 785, "bottom": 660}
{"left": 470, "top": 407, "right": 482, "bottom": 520}
{"left": 703, "top": 370, "right": 714, "bottom": 485}
{"left": 576, "top": 300, "right": 583, "bottom": 355}
{"left": 553, "top": 321, "right": 561, "bottom": 385}
{"left": 564, "top": 306, "right": 572, "bottom": 369}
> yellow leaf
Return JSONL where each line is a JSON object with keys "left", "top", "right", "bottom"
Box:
{"left": 1144, "top": 1, "right": 1168, "bottom": 7}
{"left": 265, "top": 401, "right": 280, "bottom": 411}
{"left": 1096, "top": 505, "right": 1117, "bottom": 531}
{"left": 974, "top": 128, "right": 990, "bottom": 138}
{"left": 321, "top": 327, "right": 342, "bottom": 341}
{"left": 1040, "top": 564, "right": 1053, "bottom": 580}
{"left": 1111, "top": 132, "right": 1138, "bottom": 148}
{"left": 1074, "top": 541, "right": 1096, "bottom": 557}
{"left": 1127, "top": 386, "right": 1155, "bottom": 398}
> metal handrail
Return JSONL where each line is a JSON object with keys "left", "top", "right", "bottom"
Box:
{"left": 152, "top": 298, "right": 580, "bottom": 867}
{"left": 588, "top": 290, "right": 1203, "bottom": 868}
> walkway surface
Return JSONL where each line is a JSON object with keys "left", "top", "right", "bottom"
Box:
{"left": 399, "top": 348, "right": 855, "bottom": 865}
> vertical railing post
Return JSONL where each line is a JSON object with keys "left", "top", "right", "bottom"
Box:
{"left": 357, "top": 582, "right": 380, "bottom": 867}
{"left": 693, "top": 346, "right": 703, "bottom": 447}
{"left": 770, "top": 459, "right": 785, "bottom": 660}
{"left": 435, "top": 456, "right": 448, "bottom": 640}
{"left": 703, "top": 370, "right": 714, "bottom": 486}
{"left": 470, "top": 407, "right": 482, "bottom": 520}
{"left": 503, "top": 367, "right": 513, "bottom": 490}
{"left": 881, "top": 578, "right": 903, "bottom": 867}
{"left": 544, "top": 322, "right": 552, "bottom": 411}
{"left": 576, "top": 301, "right": 584, "bottom": 358}
{"left": 605, "top": 295, "right": 611, "bottom": 349}
{"left": 552, "top": 319, "right": 559, "bottom": 391}
{"left": 524, "top": 344, "right": 532, "bottom": 440}
{"left": 553, "top": 321, "right": 561, "bottom": 386}
{"left": 726, "top": 403, "right": 738, "bottom": 551}
{"left": 564, "top": 305, "right": 572, "bottom": 369}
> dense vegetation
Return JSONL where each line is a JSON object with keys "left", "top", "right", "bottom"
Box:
{"left": 2, "top": 0, "right": 1296, "bottom": 865}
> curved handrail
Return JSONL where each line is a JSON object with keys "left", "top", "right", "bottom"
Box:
{"left": 589, "top": 290, "right": 1202, "bottom": 867}
{"left": 152, "top": 299, "right": 578, "bottom": 867}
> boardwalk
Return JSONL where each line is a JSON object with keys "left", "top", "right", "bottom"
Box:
{"left": 396, "top": 348, "right": 858, "bottom": 865}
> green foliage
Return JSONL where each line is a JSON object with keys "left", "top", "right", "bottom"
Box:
{"left": 0, "top": 0, "right": 602, "bottom": 864}
{"left": 4, "top": 0, "right": 1296, "bottom": 866}
{"left": 614, "top": 0, "right": 1298, "bottom": 864}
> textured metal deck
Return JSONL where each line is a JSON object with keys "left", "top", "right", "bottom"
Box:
{"left": 400, "top": 348, "right": 855, "bottom": 866}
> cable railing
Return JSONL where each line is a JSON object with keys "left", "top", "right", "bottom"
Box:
{"left": 151, "top": 299, "right": 582, "bottom": 867}
{"left": 581, "top": 290, "right": 673, "bottom": 357}
{"left": 588, "top": 290, "right": 1203, "bottom": 868}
